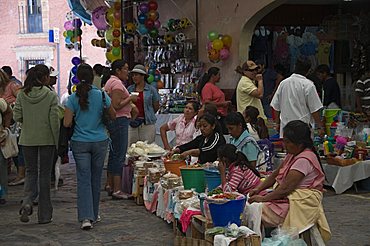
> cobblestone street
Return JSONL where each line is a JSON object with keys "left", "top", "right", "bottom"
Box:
{"left": 0, "top": 158, "right": 369, "bottom": 246}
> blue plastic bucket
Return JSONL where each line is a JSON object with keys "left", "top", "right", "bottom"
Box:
{"left": 208, "top": 197, "right": 246, "bottom": 227}
{"left": 204, "top": 169, "right": 221, "bottom": 191}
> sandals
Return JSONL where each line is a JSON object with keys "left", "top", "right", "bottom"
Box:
{"left": 112, "top": 191, "right": 131, "bottom": 200}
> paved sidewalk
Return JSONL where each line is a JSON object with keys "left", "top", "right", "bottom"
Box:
{"left": 0, "top": 158, "right": 370, "bottom": 245}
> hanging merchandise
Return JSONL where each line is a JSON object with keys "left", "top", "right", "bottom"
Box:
{"left": 70, "top": 56, "right": 82, "bottom": 93}
{"left": 206, "top": 31, "right": 232, "bottom": 63}
{"left": 135, "top": 0, "right": 160, "bottom": 39}
{"left": 63, "top": 12, "right": 82, "bottom": 51}
{"left": 104, "top": 1, "right": 123, "bottom": 63}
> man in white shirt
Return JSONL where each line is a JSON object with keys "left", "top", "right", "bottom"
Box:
{"left": 270, "top": 59, "right": 324, "bottom": 137}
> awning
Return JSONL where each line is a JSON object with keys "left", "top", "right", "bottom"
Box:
{"left": 67, "top": 0, "right": 93, "bottom": 24}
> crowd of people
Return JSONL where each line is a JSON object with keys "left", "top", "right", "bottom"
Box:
{"left": 2, "top": 55, "right": 368, "bottom": 240}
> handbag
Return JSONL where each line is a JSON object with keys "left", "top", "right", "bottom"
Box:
{"left": 0, "top": 128, "right": 19, "bottom": 159}
{"left": 101, "top": 90, "right": 111, "bottom": 126}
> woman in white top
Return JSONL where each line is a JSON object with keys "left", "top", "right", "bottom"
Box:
{"left": 244, "top": 106, "right": 269, "bottom": 140}
{"left": 160, "top": 102, "right": 199, "bottom": 150}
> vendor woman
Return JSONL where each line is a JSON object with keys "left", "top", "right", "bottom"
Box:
{"left": 169, "top": 113, "right": 226, "bottom": 164}
{"left": 160, "top": 102, "right": 199, "bottom": 150}
{"left": 225, "top": 112, "right": 260, "bottom": 168}
{"left": 217, "top": 144, "right": 262, "bottom": 196}
{"left": 248, "top": 120, "right": 331, "bottom": 242}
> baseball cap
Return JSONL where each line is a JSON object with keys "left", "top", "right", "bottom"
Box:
{"left": 131, "top": 64, "right": 147, "bottom": 75}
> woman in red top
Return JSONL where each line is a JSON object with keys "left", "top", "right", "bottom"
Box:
{"left": 198, "top": 67, "right": 230, "bottom": 134}
{"left": 217, "top": 144, "right": 262, "bottom": 196}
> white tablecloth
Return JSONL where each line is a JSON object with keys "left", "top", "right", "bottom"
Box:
{"left": 322, "top": 160, "right": 370, "bottom": 194}
{"left": 155, "top": 114, "right": 181, "bottom": 148}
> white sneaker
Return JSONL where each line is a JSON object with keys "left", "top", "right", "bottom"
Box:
{"left": 93, "top": 215, "right": 101, "bottom": 224}
{"left": 81, "top": 219, "right": 93, "bottom": 230}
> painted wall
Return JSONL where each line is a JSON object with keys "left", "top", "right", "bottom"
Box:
{"left": 0, "top": 0, "right": 106, "bottom": 96}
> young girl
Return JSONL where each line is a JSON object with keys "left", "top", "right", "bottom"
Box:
{"left": 170, "top": 113, "right": 226, "bottom": 164}
{"left": 217, "top": 144, "right": 262, "bottom": 196}
{"left": 244, "top": 106, "right": 269, "bottom": 140}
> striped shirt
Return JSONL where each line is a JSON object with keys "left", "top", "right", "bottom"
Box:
{"left": 355, "top": 77, "right": 370, "bottom": 110}
{"left": 222, "top": 163, "right": 262, "bottom": 195}
{"left": 168, "top": 115, "right": 197, "bottom": 146}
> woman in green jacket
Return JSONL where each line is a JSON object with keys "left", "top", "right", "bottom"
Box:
{"left": 14, "top": 64, "right": 60, "bottom": 224}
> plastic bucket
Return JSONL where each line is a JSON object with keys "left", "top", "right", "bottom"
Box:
{"left": 324, "top": 109, "right": 341, "bottom": 124}
{"left": 180, "top": 167, "right": 205, "bottom": 193}
{"left": 164, "top": 160, "right": 186, "bottom": 176}
{"left": 208, "top": 197, "right": 246, "bottom": 227}
{"left": 204, "top": 169, "right": 221, "bottom": 191}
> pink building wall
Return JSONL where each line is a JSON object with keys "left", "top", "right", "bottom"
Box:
{"left": 0, "top": 0, "right": 106, "bottom": 96}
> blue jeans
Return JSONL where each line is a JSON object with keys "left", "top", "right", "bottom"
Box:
{"left": 262, "top": 97, "right": 272, "bottom": 119}
{"left": 0, "top": 151, "right": 7, "bottom": 199}
{"left": 71, "top": 139, "right": 108, "bottom": 222}
{"left": 107, "top": 116, "right": 129, "bottom": 176}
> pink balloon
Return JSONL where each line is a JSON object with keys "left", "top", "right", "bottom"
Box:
{"left": 154, "top": 20, "right": 161, "bottom": 29}
{"left": 64, "top": 21, "right": 73, "bottom": 31}
{"left": 219, "top": 48, "right": 230, "bottom": 60}
{"left": 206, "top": 41, "right": 212, "bottom": 50}
{"left": 92, "top": 6, "right": 109, "bottom": 30}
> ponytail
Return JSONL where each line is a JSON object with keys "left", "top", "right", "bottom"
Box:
{"left": 76, "top": 64, "right": 93, "bottom": 111}
{"left": 235, "top": 151, "right": 261, "bottom": 178}
{"left": 198, "top": 67, "right": 220, "bottom": 97}
{"left": 256, "top": 117, "right": 269, "bottom": 139}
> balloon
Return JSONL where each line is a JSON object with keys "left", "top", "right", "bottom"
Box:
{"left": 154, "top": 74, "right": 161, "bottom": 81}
{"left": 148, "top": 68, "right": 155, "bottom": 75}
{"left": 150, "top": 63, "right": 157, "bottom": 69}
{"left": 124, "top": 22, "right": 136, "bottom": 35}
{"left": 206, "top": 41, "right": 212, "bottom": 50}
{"left": 66, "top": 30, "right": 73, "bottom": 37}
{"left": 149, "top": 28, "right": 158, "bottom": 38}
{"left": 112, "top": 39, "right": 120, "bottom": 47}
{"left": 154, "top": 19, "right": 161, "bottom": 29}
{"left": 219, "top": 48, "right": 230, "bottom": 60}
{"left": 139, "top": 3, "right": 149, "bottom": 14}
{"left": 112, "top": 47, "right": 121, "bottom": 57}
{"left": 105, "top": 51, "right": 115, "bottom": 62}
{"left": 148, "top": 10, "right": 158, "bottom": 21}
{"left": 105, "top": 8, "right": 115, "bottom": 25}
{"left": 212, "top": 39, "right": 224, "bottom": 50}
{"left": 65, "top": 37, "right": 71, "bottom": 44}
{"left": 114, "top": 10, "right": 121, "bottom": 19}
{"left": 71, "top": 85, "right": 77, "bottom": 93}
{"left": 114, "top": 2, "right": 121, "bottom": 10}
{"left": 76, "top": 28, "right": 83, "bottom": 36}
{"left": 113, "top": 19, "right": 121, "bottom": 28}
{"left": 137, "top": 24, "right": 148, "bottom": 35}
{"left": 71, "top": 76, "right": 79, "bottom": 84}
{"left": 148, "top": 1, "right": 158, "bottom": 11}
{"left": 222, "top": 35, "right": 232, "bottom": 48}
{"left": 147, "top": 74, "right": 154, "bottom": 83}
{"left": 63, "top": 31, "right": 67, "bottom": 37}
{"left": 208, "top": 49, "right": 220, "bottom": 61}
{"left": 99, "top": 39, "right": 107, "bottom": 47}
{"left": 97, "top": 30, "right": 105, "bottom": 38}
{"left": 145, "top": 19, "right": 154, "bottom": 29}
{"left": 64, "top": 21, "right": 73, "bottom": 30}
{"left": 208, "top": 31, "right": 218, "bottom": 41}
{"left": 73, "top": 18, "right": 82, "bottom": 28}
{"left": 138, "top": 14, "right": 147, "bottom": 24}
{"left": 105, "top": 28, "right": 114, "bottom": 43}
{"left": 71, "top": 66, "right": 78, "bottom": 75}
{"left": 71, "top": 57, "right": 81, "bottom": 66}
{"left": 113, "top": 29, "right": 120, "bottom": 38}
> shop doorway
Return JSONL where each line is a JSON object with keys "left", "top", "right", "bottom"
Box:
{"left": 241, "top": 0, "right": 370, "bottom": 111}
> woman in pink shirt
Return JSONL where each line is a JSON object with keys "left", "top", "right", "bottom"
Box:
{"left": 248, "top": 120, "right": 326, "bottom": 227}
{"left": 160, "top": 102, "right": 199, "bottom": 150}
{"left": 217, "top": 144, "right": 262, "bottom": 195}
{"left": 0, "top": 68, "right": 21, "bottom": 105}
{"left": 102, "top": 60, "right": 136, "bottom": 199}
{"left": 198, "top": 67, "right": 230, "bottom": 134}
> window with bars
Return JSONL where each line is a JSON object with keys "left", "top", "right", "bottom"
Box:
{"left": 19, "top": 0, "right": 43, "bottom": 34}
{"left": 26, "top": 59, "right": 44, "bottom": 70}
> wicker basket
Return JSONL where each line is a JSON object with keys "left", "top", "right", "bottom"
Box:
{"left": 326, "top": 156, "right": 358, "bottom": 167}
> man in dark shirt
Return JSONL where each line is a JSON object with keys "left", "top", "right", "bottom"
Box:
{"left": 316, "top": 64, "right": 341, "bottom": 108}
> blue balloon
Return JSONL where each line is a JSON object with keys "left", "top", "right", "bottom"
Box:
{"left": 148, "top": 68, "right": 155, "bottom": 75}
{"left": 138, "top": 14, "right": 147, "bottom": 24}
{"left": 71, "top": 65, "right": 78, "bottom": 75}
{"left": 150, "top": 63, "right": 157, "bottom": 69}
{"left": 71, "top": 56, "right": 81, "bottom": 66}
{"left": 137, "top": 24, "right": 148, "bottom": 35}
{"left": 72, "top": 76, "right": 79, "bottom": 84}
{"left": 154, "top": 74, "right": 161, "bottom": 81}
{"left": 65, "top": 37, "right": 71, "bottom": 44}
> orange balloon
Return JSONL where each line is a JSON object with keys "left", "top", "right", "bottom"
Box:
{"left": 222, "top": 35, "right": 232, "bottom": 48}
{"left": 208, "top": 48, "right": 220, "bottom": 61}
{"left": 147, "top": 10, "right": 158, "bottom": 21}
{"left": 113, "top": 19, "right": 121, "bottom": 28}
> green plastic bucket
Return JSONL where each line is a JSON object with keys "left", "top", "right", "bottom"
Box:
{"left": 324, "top": 109, "right": 341, "bottom": 124}
{"left": 180, "top": 167, "right": 205, "bottom": 193}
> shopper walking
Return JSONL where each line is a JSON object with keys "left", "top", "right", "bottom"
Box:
{"left": 14, "top": 64, "right": 60, "bottom": 224}
{"left": 64, "top": 64, "right": 115, "bottom": 229}
{"left": 102, "top": 60, "right": 134, "bottom": 199}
